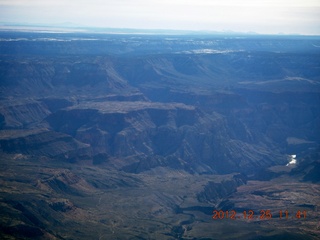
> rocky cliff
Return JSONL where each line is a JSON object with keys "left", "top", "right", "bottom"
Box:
{"left": 1, "top": 33, "right": 319, "bottom": 175}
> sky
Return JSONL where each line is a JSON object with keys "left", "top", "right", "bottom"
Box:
{"left": 0, "top": 0, "right": 319, "bottom": 35}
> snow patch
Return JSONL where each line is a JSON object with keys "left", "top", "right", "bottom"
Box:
{"left": 286, "top": 154, "right": 297, "bottom": 166}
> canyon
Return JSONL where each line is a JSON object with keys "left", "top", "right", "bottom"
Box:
{"left": 0, "top": 32, "right": 319, "bottom": 239}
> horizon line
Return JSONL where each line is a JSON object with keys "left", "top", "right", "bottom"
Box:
{"left": 0, "top": 22, "right": 319, "bottom": 37}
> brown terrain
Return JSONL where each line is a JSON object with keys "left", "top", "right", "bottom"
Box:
{"left": 0, "top": 32, "right": 319, "bottom": 239}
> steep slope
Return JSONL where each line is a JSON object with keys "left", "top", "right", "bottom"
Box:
{"left": 43, "top": 100, "right": 285, "bottom": 173}
{"left": 0, "top": 129, "right": 91, "bottom": 161}
{"left": 0, "top": 34, "right": 319, "bottom": 174}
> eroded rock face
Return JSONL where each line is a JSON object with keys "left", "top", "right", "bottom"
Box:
{"left": 0, "top": 129, "right": 91, "bottom": 161}
{"left": 48, "top": 199, "right": 74, "bottom": 212}
{"left": 0, "top": 33, "right": 318, "bottom": 176}
{"left": 43, "top": 101, "right": 285, "bottom": 173}
{"left": 0, "top": 100, "right": 51, "bottom": 129}
{"left": 197, "top": 174, "right": 248, "bottom": 203}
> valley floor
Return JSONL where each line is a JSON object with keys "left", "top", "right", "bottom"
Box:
{"left": 0, "top": 153, "right": 319, "bottom": 240}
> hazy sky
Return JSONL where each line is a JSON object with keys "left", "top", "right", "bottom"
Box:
{"left": 0, "top": 0, "right": 319, "bottom": 34}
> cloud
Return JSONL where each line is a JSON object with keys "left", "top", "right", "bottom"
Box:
{"left": 0, "top": 0, "right": 319, "bottom": 34}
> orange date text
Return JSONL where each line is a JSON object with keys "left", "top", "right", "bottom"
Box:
{"left": 212, "top": 210, "right": 307, "bottom": 220}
